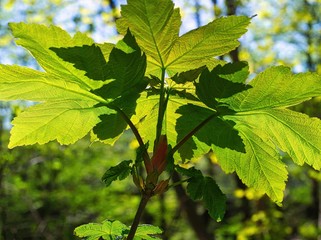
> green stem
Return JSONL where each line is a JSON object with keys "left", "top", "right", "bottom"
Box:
{"left": 126, "top": 193, "right": 151, "bottom": 240}
{"left": 155, "top": 68, "right": 167, "bottom": 147}
{"left": 109, "top": 104, "right": 150, "bottom": 164}
{"left": 171, "top": 113, "right": 218, "bottom": 154}
{"left": 169, "top": 178, "right": 190, "bottom": 188}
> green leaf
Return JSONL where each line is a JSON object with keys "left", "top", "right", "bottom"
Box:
{"left": 195, "top": 63, "right": 250, "bottom": 108}
{"left": 9, "top": 101, "right": 109, "bottom": 148}
{"left": 174, "top": 66, "right": 321, "bottom": 203}
{"left": 175, "top": 165, "right": 203, "bottom": 178}
{"left": 9, "top": 22, "right": 103, "bottom": 90}
{"left": 93, "top": 30, "right": 147, "bottom": 100}
{"left": 176, "top": 166, "right": 226, "bottom": 221}
{"left": 165, "top": 16, "right": 251, "bottom": 74}
{"left": 230, "top": 109, "right": 321, "bottom": 169}
{"left": 176, "top": 104, "right": 245, "bottom": 161}
{"left": 222, "top": 66, "right": 321, "bottom": 111}
{"left": 117, "top": 0, "right": 181, "bottom": 68}
{"left": 133, "top": 224, "right": 163, "bottom": 240}
{"left": 50, "top": 44, "right": 113, "bottom": 81}
{"left": 0, "top": 25, "right": 146, "bottom": 148}
{"left": 184, "top": 171, "right": 226, "bottom": 221}
{"left": 212, "top": 117, "right": 288, "bottom": 203}
{"left": 74, "top": 220, "right": 129, "bottom": 240}
{"left": 102, "top": 160, "right": 132, "bottom": 187}
{"left": 0, "top": 65, "right": 105, "bottom": 102}
{"left": 92, "top": 31, "right": 147, "bottom": 144}
{"left": 131, "top": 92, "right": 194, "bottom": 153}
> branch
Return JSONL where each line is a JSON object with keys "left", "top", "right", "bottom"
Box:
{"left": 171, "top": 113, "right": 218, "bottom": 154}
{"left": 126, "top": 193, "right": 151, "bottom": 240}
{"left": 109, "top": 105, "right": 150, "bottom": 164}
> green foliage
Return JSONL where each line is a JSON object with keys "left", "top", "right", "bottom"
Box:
{"left": 74, "top": 220, "right": 162, "bottom": 240}
{"left": 176, "top": 166, "right": 226, "bottom": 221}
{"left": 102, "top": 160, "right": 132, "bottom": 187}
{"left": 1, "top": 0, "right": 321, "bottom": 238}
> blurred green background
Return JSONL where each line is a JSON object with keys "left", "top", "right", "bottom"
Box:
{"left": 0, "top": 0, "right": 321, "bottom": 239}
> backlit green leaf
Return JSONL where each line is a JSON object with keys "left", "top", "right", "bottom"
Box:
{"left": 165, "top": 16, "right": 251, "bottom": 74}
{"left": 222, "top": 66, "right": 321, "bottom": 111}
{"left": 0, "top": 25, "right": 146, "bottom": 148}
{"left": 195, "top": 62, "right": 250, "bottom": 108}
{"left": 9, "top": 22, "right": 103, "bottom": 90}
{"left": 213, "top": 118, "right": 288, "bottom": 203}
{"left": 134, "top": 224, "right": 162, "bottom": 240}
{"left": 8, "top": 101, "right": 110, "bottom": 148}
{"left": 74, "top": 220, "right": 128, "bottom": 240}
{"left": 117, "top": 0, "right": 181, "bottom": 68}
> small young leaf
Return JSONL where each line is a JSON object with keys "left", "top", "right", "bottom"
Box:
{"left": 74, "top": 220, "right": 129, "bottom": 240}
{"left": 102, "top": 160, "right": 132, "bottom": 187}
{"left": 133, "top": 224, "right": 163, "bottom": 240}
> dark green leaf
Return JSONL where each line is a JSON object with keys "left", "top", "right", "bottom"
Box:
{"left": 183, "top": 168, "right": 226, "bottom": 221}
{"left": 102, "top": 160, "right": 132, "bottom": 187}
{"left": 175, "top": 165, "right": 203, "bottom": 178}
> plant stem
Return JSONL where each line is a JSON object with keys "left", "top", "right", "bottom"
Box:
{"left": 155, "top": 68, "right": 167, "bottom": 147}
{"left": 109, "top": 104, "right": 150, "bottom": 164}
{"left": 126, "top": 193, "right": 151, "bottom": 240}
{"left": 169, "top": 178, "right": 190, "bottom": 188}
{"left": 171, "top": 113, "right": 218, "bottom": 154}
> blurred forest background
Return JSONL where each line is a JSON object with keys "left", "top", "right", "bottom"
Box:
{"left": 0, "top": 0, "right": 321, "bottom": 239}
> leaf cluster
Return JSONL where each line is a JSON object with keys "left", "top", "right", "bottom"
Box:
{"left": 1, "top": 0, "right": 321, "bottom": 231}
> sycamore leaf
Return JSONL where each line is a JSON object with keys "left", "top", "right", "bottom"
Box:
{"left": 0, "top": 65, "right": 104, "bottom": 102}
{"left": 51, "top": 44, "right": 113, "bottom": 81}
{"left": 102, "top": 160, "right": 132, "bottom": 187}
{"left": 195, "top": 62, "right": 250, "bottom": 108}
{"left": 8, "top": 101, "right": 110, "bottom": 148}
{"left": 176, "top": 166, "right": 226, "bottom": 221}
{"left": 176, "top": 104, "right": 245, "bottom": 161}
{"left": 228, "top": 109, "right": 321, "bottom": 169}
{"left": 9, "top": 22, "right": 103, "bottom": 90}
{"left": 93, "top": 30, "right": 147, "bottom": 100}
{"left": 210, "top": 68, "right": 321, "bottom": 203}
{"left": 74, "top": 220, "right": 128, "bottom": 240}
{"left": 134, "top": 225, "right": 163, "bottom": 240}
{"left": 117, "top": 0, "right": 181, "bottom": 68}
{"left": 221, "top": 66, "right": 321, "bottom": 111}
{"left": 165, "top": 16, "right": 251, "bottom": 75}
{"left": 175, "top": 65, "right": 321, "bottom": 203}
{"left": 0, "top": 25, "right": 146, "bottom": 148}
{"left": 91, "top": 31, "right": 147, "bottom": 144}
{"left": 188, "top": 176, "right": 226, "bottom": 222}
